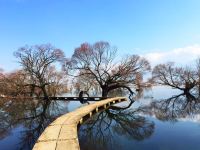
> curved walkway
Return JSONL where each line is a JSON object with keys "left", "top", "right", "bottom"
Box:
{"left": 33, "top": 97, "right": 127, "bottom": 150}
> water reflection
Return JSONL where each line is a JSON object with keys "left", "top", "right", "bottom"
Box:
{"left": 2, "top": 87, "right": 200, "bottom": 150}
{"left": 0, "top": 97, "right": 69, "bottom": 150}
{"left": 139, "top": 93, "right": 200, "bottom": 122}
{"left": 79, "top": 90, "right": 200, "bottom": 150}
{"left": 79, "top": 104, "right": 155, "bottom": 150}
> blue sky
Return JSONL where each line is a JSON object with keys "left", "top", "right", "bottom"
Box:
{"left": 1, "top": 0, "right": 200, "bottom": 71}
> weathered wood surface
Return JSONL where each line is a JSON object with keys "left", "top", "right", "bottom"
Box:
{"left": 33, "top": 97, "right": 127, "bottom": 150}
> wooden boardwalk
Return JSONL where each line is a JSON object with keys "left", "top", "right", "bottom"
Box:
{"left": 48, "top": 96, "right": 110, "bottom": 101}
{"left": 33, "top": 97, "right": 127, "bottom": 150}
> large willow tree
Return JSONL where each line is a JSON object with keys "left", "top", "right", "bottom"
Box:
{"left": 64, "top": 41, "right": 151, "bottom": 97}
{"left": 14, "top": 44, "right": 65, "bottom": 98}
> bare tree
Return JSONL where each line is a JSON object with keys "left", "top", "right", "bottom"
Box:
{"left": 14, "top": 44, "right": 65, "bottom": 98}
{"left": 45, "top": 66, "right": 68, "bottom": 97}
{"left": 196, "top": 58, "right": 200, "bottom": 95}
{"left": 0, "top": 69, "right": 5, "bottom": 96}
{"left": 72, "top": 71, "right": 101, "bottom": 95}
{"left": 64, "top": 41, "right": 151, "bottom": 98}
{"left": 152, "top": 62, "right": 196, "bottom": 94}
{"left": 0, "top": 70, "right": 30, "bottom": 97}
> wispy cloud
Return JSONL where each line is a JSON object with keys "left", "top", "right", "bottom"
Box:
{"left": 143, "top": 44, "right": 200, "bottom": 67}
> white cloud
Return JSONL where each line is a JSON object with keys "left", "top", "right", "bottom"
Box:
{"left": 143, "top": 44, "right": 200, "bottom": 67}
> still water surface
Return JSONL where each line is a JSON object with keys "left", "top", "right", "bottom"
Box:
{"left": 0, "top": 86, "right": 200, "bottom": 150}
{"left": 79, "top": 86, "right": 200, "bottom": 150}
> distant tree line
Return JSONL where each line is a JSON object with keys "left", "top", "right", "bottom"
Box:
{"left": 0, "top": 44, "right": 68, "bottom": 98}
{"left": 0, "top": 41, "right": 200, "bottom": 100}
{"left": 152, "top": 58, "right": 200, "bottom": 95}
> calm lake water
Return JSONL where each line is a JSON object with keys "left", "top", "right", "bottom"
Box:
{"left": 78, "top": 86, "right": 200, "bottom": 150}
{"left": 1, "top": 86, "right": 200, "bottom": 150}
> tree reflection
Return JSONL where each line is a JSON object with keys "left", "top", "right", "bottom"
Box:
{"left": 139, "top": 93, "right": 200, "bottom": 122}
{"left": 0, "top": 97, "right": 67, "bottom": 149}
{"left": 78, "top": 106, "right": 155, "bottom": 150}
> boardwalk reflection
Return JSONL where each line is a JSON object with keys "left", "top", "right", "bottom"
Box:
{"left": 78, "top": 104, "right": 155, "bottom": 150}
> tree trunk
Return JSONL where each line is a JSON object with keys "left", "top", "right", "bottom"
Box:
{"left": 184, "top": 88, "right": 190, "bottom": 95}
{"left": 198, "top": 79, "right": 200, "bottom": 96}
{"left": 101, "top": 84, "right": 135, "bottom": 101}
{"left": 102, "top": 87, "right": 109, "bottom": 98}
{"left": 41, "top": 85, "right": 48, "bottom": 99}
